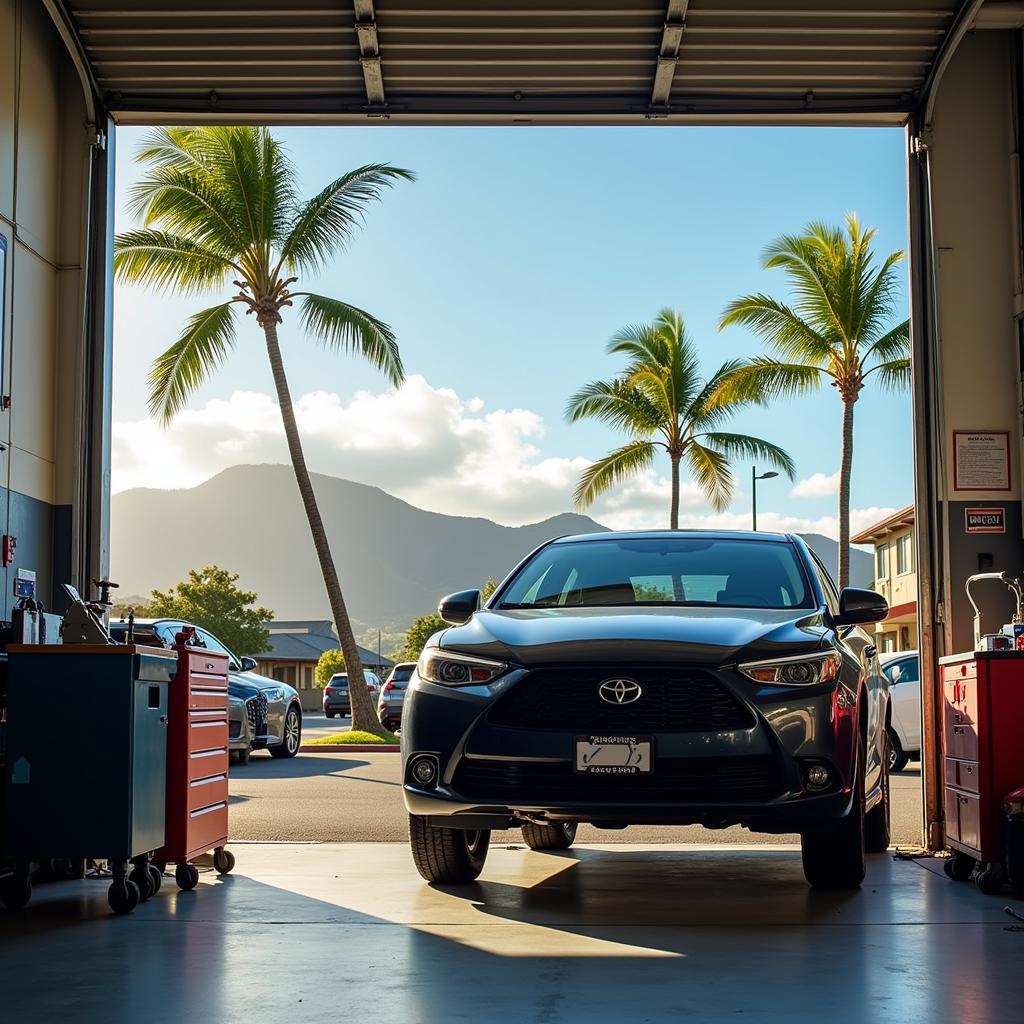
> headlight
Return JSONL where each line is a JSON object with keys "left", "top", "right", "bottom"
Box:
{"left": 417, "top": 649, "right": 506, "bottom": 686}
{"left": 264, "top": 686, "right": 286, "bottom": 701}
{"left": 739, "top": 652, "right": 841, "bottom": 686}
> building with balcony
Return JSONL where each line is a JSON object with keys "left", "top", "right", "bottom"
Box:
{"left": 851, "top": 505, "right": 917, "bottom": 653}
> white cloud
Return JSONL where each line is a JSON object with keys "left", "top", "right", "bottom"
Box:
{"left": 790, "top": 470, "right": 840, "bottom": 498}
{"left": 111, "top": 377, "right": 889, "bottom": 539}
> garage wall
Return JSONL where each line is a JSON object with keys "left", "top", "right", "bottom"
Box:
{"left": 0, "top": 0, "right": 94, "bottom": 617}
{"left": 928, "top": 29, "right": 1024, "bottom": 651}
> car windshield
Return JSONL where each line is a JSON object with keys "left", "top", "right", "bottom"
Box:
{"left": 330, "top": 675, "right": 348, "bottom": 685}
{"left": 498, "top": 536, "right": 814, "bottom": 610}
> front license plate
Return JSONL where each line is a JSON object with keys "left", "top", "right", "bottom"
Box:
{"left": 574, "top": 735, "right": 652, "bottom": 775}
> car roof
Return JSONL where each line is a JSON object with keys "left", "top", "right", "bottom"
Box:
{"left": 549, "top": 529, "right": 793, "bottom": 544}
{"left": 879, "top": 650, "right": 918, "bottom": 663}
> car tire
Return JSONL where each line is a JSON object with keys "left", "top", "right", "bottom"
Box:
{"left": 231, "top": 747, "right": 251, "bottom": 766}
{"left": 522, "top": 821, "right": 578, "bottom": 851}
{"left": 325, "top": 712, "right": 336, "bottom": 719}
{"left": 801, "top": 745, "right": 866, "bottom": 890}
{"left": 887, "top": 727, "right": 909, "bottom": 772}
{"left": 865, "top": 743, "right": 891, "bottom": 854}
{"left": 408, "top": 814, "right": 490, "bottom": 883}
{"left": 270, "top": 705, "right": 302, "bottom": 758}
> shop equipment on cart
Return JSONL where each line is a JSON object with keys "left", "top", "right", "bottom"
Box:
{"left": 1, "top": 635, "right": 173, "bottom": 913}
{"left": 153, "top": 626, "right": 235, "bottom": 890}
{"left": 941, "top": 572, "right": 1024, "bottom": 894}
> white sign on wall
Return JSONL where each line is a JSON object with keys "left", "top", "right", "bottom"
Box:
{"left": 953, "top": 431, "right": 1011, "bottom": 491}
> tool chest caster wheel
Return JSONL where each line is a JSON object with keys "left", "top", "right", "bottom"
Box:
{"left": 944, "top": 852, "right": 974, "bottom": 881}
{"left": 974, "top": 863, "right": 1006, "bottom": 895}
{"left": 108, "top": 879, "right": 141, "bottom": 915}
{"left": 213, "top": 848, "right": 235, "bottom": 875}
{"left": 148, "top": 866, "right": 163, "bottom": 895}
{"left": 0, "top": 875, "right": 32, "bottom": 910}
{"left": 175, "top": 863, "right": 200, "bottom": 891}
{"left": 130, "top": 861, "right": 155, "bottom": 902}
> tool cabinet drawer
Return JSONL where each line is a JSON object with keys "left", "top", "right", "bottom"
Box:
{"left": 944, "top": 787, "right": 961, "bottom": 844}
{"left": 953, "top": 791, "right": 981, "bottom": 852}
{"left": 943, "top": 677, "right": 978, "bottom": 759}
{"left": 188, "top": 773, "right": 228, "bottom": 813}
{"left": 944, "top": 758, "right": 980, "bottom": 794}
{"left": 188, "top": 717, "right": 228, "bottom": 753}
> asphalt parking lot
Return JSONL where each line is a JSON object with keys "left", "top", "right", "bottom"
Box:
{"left": 231, "top": 748, "right": 925, "bottom": 847}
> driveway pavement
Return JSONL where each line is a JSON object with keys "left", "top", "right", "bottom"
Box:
{"left": 230, "top": 750, "right": 924, "bottom": 847}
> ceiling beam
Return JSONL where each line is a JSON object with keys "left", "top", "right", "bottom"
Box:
{"left": 352, "top": 0, "right": 386, "bottom": 107}
{"left": 651, "top": 0, "right": 689, "bottom": 107}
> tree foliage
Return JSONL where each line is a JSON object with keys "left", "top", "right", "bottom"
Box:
{"left": 395, "top": 614, "right": 448, "bottom": 663}
{"left": 567, "top": 308, "right": 794, "bottom": 526}
{"left": 143, "top": 566, "right": 273, "bottom": 656}
{"left": 315, "top": 648, "right": 346, "bottom": 689}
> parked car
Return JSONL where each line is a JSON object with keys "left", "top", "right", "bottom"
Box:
{"left": 879, "top": 650, "right": 921, "bottom": 771}
{"left": 323, "top": 670, "right": 381, "bottom": 718}
{"left": 378, "top": 663, "right": 416, "bottom": 731}
{"left": 228, "top": 692, "right": 254, "bottom": 764}
{"left": 108, "top": 618, "right": 303, "bottom": 758}
{"left": 402, "top": 530, "right": 891, "bottom": 890}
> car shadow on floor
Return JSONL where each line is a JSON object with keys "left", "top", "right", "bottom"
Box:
{"left": 230, "top": 754, "right": 371, "bottom": 780}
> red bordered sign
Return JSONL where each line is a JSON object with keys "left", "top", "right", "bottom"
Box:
{"left": 964, "top": 507, "right": 1006, "bottom": 533}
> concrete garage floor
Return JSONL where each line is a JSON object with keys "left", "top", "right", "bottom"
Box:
{"left": 2, "top": 844, "right": 1021, "bottom": 1024}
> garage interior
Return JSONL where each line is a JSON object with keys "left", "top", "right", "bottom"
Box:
{"left": 2, "top": 2, "right": 1024, "bottom": 1021}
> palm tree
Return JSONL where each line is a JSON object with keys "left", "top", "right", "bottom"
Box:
{"left": 718, "top": 213, "right": 909, "bottom": 589}
{"left": 567, "top": 309, "right": 794, "bottom": 528}
{"left": 114, "top": 126, "right": 413, "bottom": 737}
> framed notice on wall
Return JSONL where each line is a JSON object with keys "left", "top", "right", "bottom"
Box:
{"left": 953, "top": 431, "right": 1011, "bottom": 491}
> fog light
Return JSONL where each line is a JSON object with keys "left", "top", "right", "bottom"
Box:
{"left": 409, "top": 755, "right": 439, "bottom": 788}
{"left": 805, "top": 765, "right": 831, "bottom": 791}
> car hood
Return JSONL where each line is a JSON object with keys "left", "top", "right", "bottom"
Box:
{"left": 438, "top": 606, "right": 830, "bottom": 668}
{"left": 228, "top": 670, "right": 296, "bottom": 698}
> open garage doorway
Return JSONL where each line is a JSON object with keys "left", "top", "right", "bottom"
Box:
{"left": 107, "top": 122, "right": 923, "bottom": 851}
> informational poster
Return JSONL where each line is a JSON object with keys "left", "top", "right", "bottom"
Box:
{"left": 953, "top": 431, "right": 1011, "bottom": 491}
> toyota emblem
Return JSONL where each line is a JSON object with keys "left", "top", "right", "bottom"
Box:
{"left": 598, "top": 678, "right": 642, "bottom": 705}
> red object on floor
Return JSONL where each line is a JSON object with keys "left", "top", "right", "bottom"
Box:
{"left": 154, "top": 630, "right": 230, "bottom": 867}
{"left": 940, "top": 651, "right": 1024, "bottom": 866}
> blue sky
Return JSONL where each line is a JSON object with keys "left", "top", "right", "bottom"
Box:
{"left": 112, "top": 125, "right": 911, "bottom": 536}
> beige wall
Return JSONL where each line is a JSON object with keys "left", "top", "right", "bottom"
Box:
{"left": 0, "top": 0, "right": 93, "bottom": 613}
{"left": 927, "top": 30, "right": 1024, "bottom": 651}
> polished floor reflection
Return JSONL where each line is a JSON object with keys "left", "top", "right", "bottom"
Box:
{"left": 1, "top": 843, "right": 1021, "bottom": 1023}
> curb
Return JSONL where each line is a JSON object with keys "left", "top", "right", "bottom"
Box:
{"left": 300, "top": 743, "right": 401, "bottom": 753}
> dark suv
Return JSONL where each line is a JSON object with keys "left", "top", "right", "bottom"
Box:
{"left": 402, "top": 531, "right": 891, "bottom": 890}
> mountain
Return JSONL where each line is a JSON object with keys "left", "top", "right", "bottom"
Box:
{"left": 110, "top": 464, "right": 872, "bottom": 629}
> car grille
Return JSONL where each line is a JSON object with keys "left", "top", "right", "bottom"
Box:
{"left": 246, "top": 693, "right": 268, "bottom": 733}
{"left": 487, "top": 667, "right": 755, "bottom": 733}
{"left": 452, "top": 755, "right": 781, "bottom": 804}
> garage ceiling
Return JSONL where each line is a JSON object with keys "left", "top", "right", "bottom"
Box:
{"left": 50, "top": 1, "right": 972, "bottom": 125}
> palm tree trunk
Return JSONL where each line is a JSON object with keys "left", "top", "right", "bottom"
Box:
{"left": 838, "top": 397, "right": 856, "bottom": 590}
{"left": 263, "top": 322, "right": 387, "bottom": 737}
{"left": 670, "top": 454, "right": 681, "bottom": 530}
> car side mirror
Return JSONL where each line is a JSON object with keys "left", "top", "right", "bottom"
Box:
{"left": 239, "top": 656, "right": 258, "bottom": 672}
{"left": 834, "top": 587, "right": 888, "bottom": 627}
{"left": 438, "top": 589, "right": 482, "bottom": 625}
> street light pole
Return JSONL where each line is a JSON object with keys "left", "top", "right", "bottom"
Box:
{"left": 751, "top": 466, "right": 779, "bottom": 531}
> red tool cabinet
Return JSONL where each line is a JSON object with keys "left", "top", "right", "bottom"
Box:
{"left": 939, "top": 651, "right": 1024, "bottom": 891}
{"left": 153, "top": 632, "right": 235, "bottom": 889}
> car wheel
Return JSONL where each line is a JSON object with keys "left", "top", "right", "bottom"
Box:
{"left": 408, "top": 814, "right": 490, "bottom": 883}
{"left": 865, "top": 740, "right": 891, "bottom": 854}
{"left": 325, "top": 711, "right": 336, "bottom": 719}
{"left": 801, "top": 743, "right": 866, "bottom": 889}
{"left": 522, "top": 821, "right": 578, "bottom": 851}
{"left": 270, "top": 705, "right": 302, "bottom": 758}
{"left": 887, "top": 727, "right": 908, "bottom": 772}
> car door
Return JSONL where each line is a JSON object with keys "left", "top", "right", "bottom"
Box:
{"left": 809, "top": 552, "right": 886, "bottom": 786}
{"left": 886, "top": 655, "right": 922, "bottom": 753}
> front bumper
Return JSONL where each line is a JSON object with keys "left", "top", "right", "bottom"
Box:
{"left": 401, "top": 662, "right": 859, "bottom": 833}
